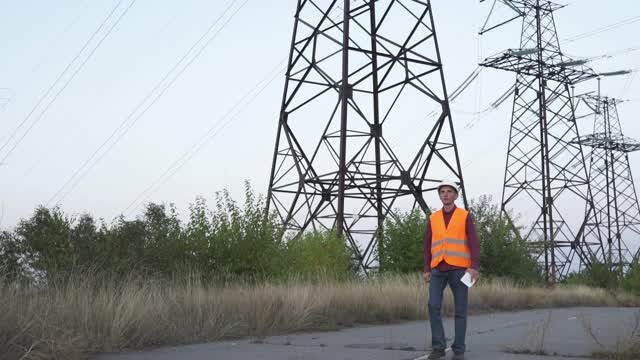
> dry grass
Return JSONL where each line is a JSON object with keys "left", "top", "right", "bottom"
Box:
{"left": 1, "top": 273, "right": 638, "bottom": 360}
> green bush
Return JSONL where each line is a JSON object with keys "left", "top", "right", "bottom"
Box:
{"left": 0, "top": 230, "right": 27, "bottom": 284}
{"left": 379, "top": 209, "right": 428, "bottom": 273}
{"left": 14, "top": 190, "right": 633, "bottom": 287}
{"left": 565, "top": 258, "right": 620, "bottom": 289}
{"left": 623, "top": 260, "right": 640, "bottom": 295}
{"left": 470, "top": 196, "right": 542, "bottom": 284}
{"left": 0, "top": 181, "right": 362, "bottom": 283}
{"left": 284, "top": 231, "right": 353, "bottom": 279}
{"left": 14, "top": 206, "right": 75, "bottom": 280}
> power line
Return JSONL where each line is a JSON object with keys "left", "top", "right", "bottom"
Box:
{"left": 449, "top": 67, "right": 482, "bottom": 101}
{"left": 122, "top": 59, "right": 285, "bottom": 216}
{"left": 0, "top": 0, "right": 136, "bottom": 163}
{"left": 1, "top": 0, "right": 124, "bottom": 153}
{"left": 563, "top": 45, "right": 640, "bottom": 65}
{"left": 47, "top": 0, "right": 250, "bottom": 206}
{"left": 562, "top": 15, "right": 640, "bottom": 43}
{"left": 421, "top": 66, "right": 484, "bottom": 120}
{"left": 28, "top": 0, "right": 95, "bottom": 77}
{"left": 47, "top": 0, "right": 245, "bottom": 206}
{"left": 592, "top": 45, "right": 640, "bottom": 60}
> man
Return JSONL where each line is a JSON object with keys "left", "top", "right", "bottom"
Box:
{"left": 424, "top": 180, "right": 480, "bottom": 360}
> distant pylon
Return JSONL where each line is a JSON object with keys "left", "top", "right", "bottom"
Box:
{"left": 576, "top": 94, "right": 640, "bottom": 275}
{"left": 480, "top": 0, "right": 603, "bottom": 282}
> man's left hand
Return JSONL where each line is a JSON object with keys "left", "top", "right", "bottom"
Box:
{"left": 467, "top": 268, "right": 480, "bottom": 283}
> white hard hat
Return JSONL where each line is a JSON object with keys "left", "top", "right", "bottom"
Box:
{"left": 437, "top": 179, "right": 459, "bottom": 193}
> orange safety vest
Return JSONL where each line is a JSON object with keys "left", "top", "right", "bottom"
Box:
{"left": 430, "top": 208, "right": 472, "bottom": 269}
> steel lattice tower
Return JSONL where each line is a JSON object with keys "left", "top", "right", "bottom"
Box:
{"left": 480, "top": 0, "right": 603, "bottom": 282}
{"left": 576, "top": 95, "right": 640, "bottom": 275}
{"left": 266, "top": 0, "right": 466, "bottom": 272}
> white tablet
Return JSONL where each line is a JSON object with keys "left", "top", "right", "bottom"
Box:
{"left": 461, "top": 271, "right": 476, "bottom": 288}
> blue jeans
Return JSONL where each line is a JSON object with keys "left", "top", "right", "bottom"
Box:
{"left": 428, "top": 269, "right": 468, "bottom": 353}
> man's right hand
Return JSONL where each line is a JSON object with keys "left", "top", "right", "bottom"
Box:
{"left": 424, "top": 271, "right": 431, "bottom": 283}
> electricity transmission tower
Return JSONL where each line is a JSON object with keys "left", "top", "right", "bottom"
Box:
{"left": 266, "top": 0, "right": 466, "bottom": 272}
{"left": 576, "top": 94, "right": 640, "bottom": 275}
{"left": 479, "top": 0, "right": 603, "bottom": 282}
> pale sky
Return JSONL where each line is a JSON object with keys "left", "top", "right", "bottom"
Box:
{"left": 0, "top": 0, "right": 638, "bottom": 229}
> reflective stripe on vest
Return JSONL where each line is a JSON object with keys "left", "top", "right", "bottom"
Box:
{"left": 430, "top": 208, "right": 472, "bottom": 269}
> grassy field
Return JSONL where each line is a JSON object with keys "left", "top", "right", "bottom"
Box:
{"left": 2, "top": 273, "right": 638, "bottom": 360}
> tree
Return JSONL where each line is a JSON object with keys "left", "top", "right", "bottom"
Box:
{"left": 623, "top": 260, "right": 640, "bottom": 295}
{"left": 0, "top": 231, "right": 27, "bottom": 283}
{"left": 16, "top": 206, "right": 73, "bottom": 280}
{"left": 379, "top": 209, "right": 428, "bottom": 273}
{"left": 469, "top": 196, "right": 542, "bottom": 283}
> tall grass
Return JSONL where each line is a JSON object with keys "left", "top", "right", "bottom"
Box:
{"left": 1, "top": 272, "right": 638, "bottom": 360}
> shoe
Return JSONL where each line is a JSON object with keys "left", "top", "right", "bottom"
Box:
{"left": 427, "top": 351, "right": 446, "bottom": 359}
{"left": 452, "top": 352, "right": 465, "bottom": 360}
